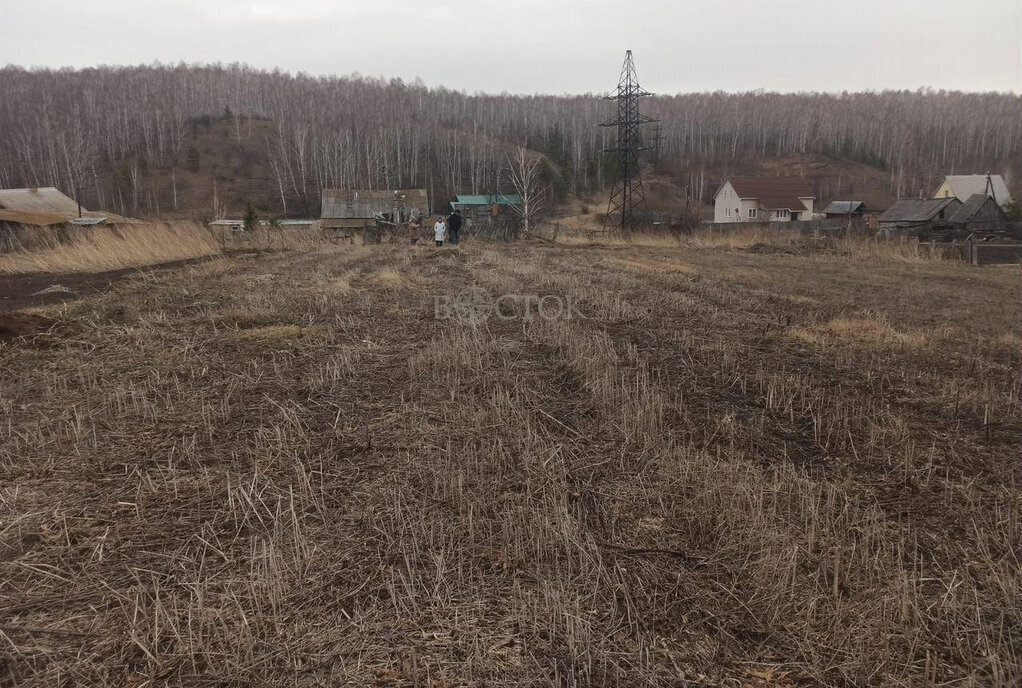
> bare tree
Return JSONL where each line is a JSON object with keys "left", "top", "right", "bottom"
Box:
{"left": 506, "top": 146, "right": 549, "bottom": 234}
{"left": 0, "top": 64, "right": 1019, "bottom": 218}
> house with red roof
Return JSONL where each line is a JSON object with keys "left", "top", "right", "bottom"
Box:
{"left": 713, "top": 177, "right": 816, "bottom": 223}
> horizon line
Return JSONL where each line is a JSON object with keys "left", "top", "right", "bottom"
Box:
{"left": 1, "top": 61, "right": 1018, "bottom": 99}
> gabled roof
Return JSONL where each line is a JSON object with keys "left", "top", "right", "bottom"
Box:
{"left": 321, "top": 189, "right": 428, "bottom": 219}
{"left": 948, "top": 194, "right": 1006, "bottom": 223}
{"left": 822, "top": 200, "right": 866, "bottom": 215}
{"left": 936, "top": 175, "right": 1013, "bottom": 206}
{"left": 0, "top": 187, "right": 82, "bottom": 214}
{"left": 453, "top": 194, "right": 521, "bottom": 206}
{"left": 879, "top": 198, "right": 959, "bottom": 223}
{"left": 720, "top": 177, "right": 814, "bottom": 211}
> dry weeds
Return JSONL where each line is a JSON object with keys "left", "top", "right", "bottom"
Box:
{"left": 0, "top": 235, "right": 1019, "bottom": 687}
{"left": 0, "top": 223, "right": 222, "bottom": 274}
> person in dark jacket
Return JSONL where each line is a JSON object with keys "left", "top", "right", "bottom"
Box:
{"left": 446, "top": 209, "right": 463, "bottom": 245}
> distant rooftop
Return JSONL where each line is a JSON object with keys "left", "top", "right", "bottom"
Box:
{"left": 70, "top": 216, "right": 107, "bottom": 226}
{"left": 879, "top": 198, "right": 959, "bottom": 223}
{"left": 721, "top": 177, "right": 814, "bottom": 211}
{"left": 453, "top": 194, "right": 521, "bottom": 206}
{"left": 321, "top": 189, "right": 429, "bottom": 219}
{"left": 948, "top": 194, "right": 1005, "bottom": 223}
{"left": 0, "top": 186, "right": 82, "bottom": 214}
{"left": 936, "top": 175, "right": 1012, "bottom": 206}
{"left": 821, "top": 200, "right": 866, "bottom": 215}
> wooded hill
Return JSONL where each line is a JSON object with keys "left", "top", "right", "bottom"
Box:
{"left": 0, "top": 64, "right": 1019, "bottom": 219}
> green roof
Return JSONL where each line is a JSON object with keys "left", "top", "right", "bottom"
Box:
{"left": 454, "top": 194, "right": 521, "bottom": 206}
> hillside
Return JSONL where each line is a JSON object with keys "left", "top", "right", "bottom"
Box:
{"left": 105, "top": 117, "right": 906, "bottom": 222}
{"left": 1, "top": 65, "right": 1020, "bottom": 220}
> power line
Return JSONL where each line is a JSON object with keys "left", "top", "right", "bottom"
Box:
{"left": 600, "top": 50, "right": 659, "bottom": 233}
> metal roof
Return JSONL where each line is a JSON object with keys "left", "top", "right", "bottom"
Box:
{"left": 70, "top": 216, "right": 107, "bottom": 226}
{"left": 821, "top": 200, "right": 865, "bottom": 215}
{"left": 878, "top": 198, "right": 960, "bottom": 223}
{"left": 321, "top": 189, "right": 428, "bottom": 219}
{"left": 719, "top": 177, "right": 814, "bottom": 211}
{"left": 936, "top": 175, "right": 1013, "bottom": 206}
{"left": 453, "top": 194, "right": 522, "bottom": 206}
{"left": 0, "top": 187, "right": 82, "bottom": 214}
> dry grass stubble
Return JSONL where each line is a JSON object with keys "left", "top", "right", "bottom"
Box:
{"left": 0, "top": 237, "right": 1019, "bottom": 686}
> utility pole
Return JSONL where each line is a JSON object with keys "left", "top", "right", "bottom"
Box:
{"left": 600, "top": 50, "right": 659, "bottom": 234}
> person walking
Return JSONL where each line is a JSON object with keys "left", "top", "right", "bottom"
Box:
{"left": 446, "top": 209, "right": 463, "bottom": 245}
{"left": 433, "top": 216, "right": 447, "bottom": 248}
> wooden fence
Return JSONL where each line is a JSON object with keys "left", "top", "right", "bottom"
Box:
{"left": 962, "top": 240, "right": 1022, "bottom": 266}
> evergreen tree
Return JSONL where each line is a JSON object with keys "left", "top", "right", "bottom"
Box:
{"left": 186, "top": 146, "right": 200, "bottom": 173}
{"left": 243, "top": 203, "right": 258, "bottom": 232}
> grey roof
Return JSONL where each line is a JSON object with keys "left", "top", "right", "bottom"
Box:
{"left": 822, "top": 200, "right": 865, "bottom": 214}
{"left": 70, "top": 216, "right": 107, "bottom": 226}
{"left": 936, "top": 175, "right": 1013, "bottom": 206}
{"left": 0, "top": 187, "right": 82, "bottom": 213}
{"left": 321, "top": 189, "right": 428, "bottom": 219}
{"left": 878, "top": 198, "right": 960, "bottom": 223}
{"left": 948, "top": 194, "right": 1005, "bottom": 223}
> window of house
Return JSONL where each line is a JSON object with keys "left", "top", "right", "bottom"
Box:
{"left": 724, "top": 207, "right": 731, "bottom": 217}
{"left": 776, "top": 209, "right": 788, "bottom": 219}
{"left": 748, "top": 208, "right": 757, "bottom": 219}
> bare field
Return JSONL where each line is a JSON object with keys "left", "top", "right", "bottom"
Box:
{"left": 1, "top": 237, "right": 1020, "bottom": 686}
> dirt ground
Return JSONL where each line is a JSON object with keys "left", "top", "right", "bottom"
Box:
{"left": 1, "top": 239, "right": 1019, "bottom": 686}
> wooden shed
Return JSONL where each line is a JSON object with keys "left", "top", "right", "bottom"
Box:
{"left": 320, "top": 189, "right": 429, "bottom": 230}
{"left": 948, "top": 194, "right": 1007, "bottom": 230}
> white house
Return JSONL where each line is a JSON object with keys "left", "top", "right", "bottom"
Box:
{"left": 933, "top": 174, "right": 1013, "bottom": 208}
{"left": 713, "top": 177, "right": 815, "bottom": 223}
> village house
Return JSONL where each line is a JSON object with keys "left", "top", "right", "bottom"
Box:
{"left": 0, "top": 186, "right": 136, "bottom": 237}
{"left": 948, "top": 194, "right": 1007, "bottom": 230}
{"left": 449, "top": 194, "right": 522, "bottom": 223}
{"left": 0, "top": 186, "right": 83, "bottom": 214}
{"left": 933, "top": 174, "right": 1013, "bottom": 207}
{"left": 713, "top": 177, "right": 815, "bottom": 223}
{"left": 320, "top": 189, "right": 429, "bottom": 231}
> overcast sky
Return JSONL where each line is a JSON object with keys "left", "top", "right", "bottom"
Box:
{"left": 3, "top": 0, "right": 1020, "bottom": 94}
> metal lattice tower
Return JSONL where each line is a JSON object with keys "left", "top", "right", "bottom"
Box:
{"left": 600, "top": 50, "right": 659, "bottom": 233}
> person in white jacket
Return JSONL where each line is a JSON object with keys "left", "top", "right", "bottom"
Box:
{"left": 433, "top": 217, "right": 447, "bottom": 247}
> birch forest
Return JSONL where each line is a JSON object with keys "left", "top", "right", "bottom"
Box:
{"left": 0, "top": 64, "right": 1019, "bottom": 217}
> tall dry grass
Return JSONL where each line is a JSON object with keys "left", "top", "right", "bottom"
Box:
{"left": 551, "top": 223, "right": 958, "bottom": 264}
{"left": 0, "top": 223, "right": 345, "bottom": 274}
{"left": 0, "top": 223, "right": 221, "bottom": 274}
